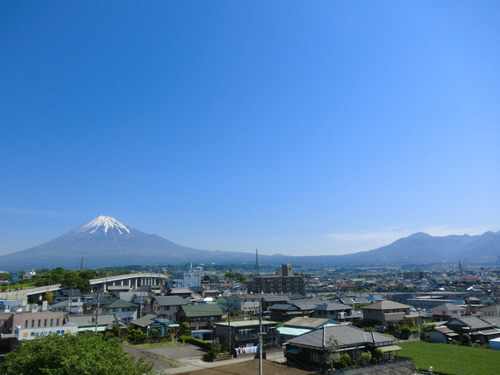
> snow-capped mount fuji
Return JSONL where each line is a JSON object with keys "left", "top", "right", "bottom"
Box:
{"left": 0, "top": 216, "right": 258, "bottom": 270}
{"left": 73, "top": 215, "right": 132, "bottom": 236}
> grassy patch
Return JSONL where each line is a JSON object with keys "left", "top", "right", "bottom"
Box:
{"left": 398, "top": 341, "right": 499, "bottom": 375}
{"left": 162, "top": 358, "right": 182, "bottom": 368}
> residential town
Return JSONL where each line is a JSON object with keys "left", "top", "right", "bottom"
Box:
{"left": 1, "top": 262, "right": 499, "bottom": 373}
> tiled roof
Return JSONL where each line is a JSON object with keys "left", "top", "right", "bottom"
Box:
{"left": 66, "top": 313, "right": 118, "bottom": 328}
{"left": 181, "top": 304, "right": 223, "bottom": 317}
{"left": 288, "top": 325, "right": 394, "bottom": 349}
{"left": 106, "top": 299, "right": 137, "bottom": 309}
{"left": 447, "top": 316, "right": 495, "bottom": 330}
{"left": 314, "top": 303, "right": 352, "bottom": 311}
{"left": 131, "top": 314, "right": 157, "bottom": 327}
{"left": 285, "top": 317, "right": 338, "bottom": 329}
{"left": 480, "top": 317, "right": 500, "bottom": 328}
{"left": 154, "top": 296, "right": 190, "bottom": 306}
{"left": 292, "top": 301, "right": 322, "bottom": 311}
{"left": 360, "top": 301, "right": 412, "bottom": 310}
{"left": 269, "top": 303, "right": 297, "bottom": 311}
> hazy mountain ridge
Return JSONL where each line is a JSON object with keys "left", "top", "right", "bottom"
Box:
{"left": 0, "top": 216, "right": 498, "bottom": 270}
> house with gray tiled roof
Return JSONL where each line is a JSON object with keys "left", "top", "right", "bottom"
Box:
{"left": 285, "top": 325, "right": 404, "bottom": 372}
{"left": 148, "top": 296, "right": 190, "bottom": 321}
{"left": 269, "top": 299, "right": 347, "bottom": 321}
{"left": 431, "top": 303, "right": 466, "bottom": 320}
{"left": 312, "top": 302, "right": 359, "bottom": 323}
{"left": 429, "top": 325, "right": 460, "bottom": 344}
{"left": 445, "top": 316, "right": 500, "bottom": 344}
{"left": 129, "top": 313, "right": 178, "bottom": 336}
{"left": 102, "top": 299, "right": 138, "bottom": 323}
{"left": 269, "top": 303, "right": 304, "bottom": 321}
{"left": 360, "top": 301, "right": 413, "bottom": 328}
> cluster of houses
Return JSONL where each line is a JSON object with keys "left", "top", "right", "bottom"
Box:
{"left": 1, "top": 263, "right": 500, "bottom": 372}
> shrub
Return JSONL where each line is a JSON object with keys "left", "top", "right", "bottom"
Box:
{"left": 357, "top": 351, "right": 372, "bottom": 366}
{"left": 339, "top": 354, "right": 352, "bottom": 369}
{"left": 203, "top": 343, "right": 223, "bottom": 362}
{"left": 180, "top": 336, "right": 212, "bottom": 350}
{"left": 126, "top": 327, "right": 148, "bottom": 344}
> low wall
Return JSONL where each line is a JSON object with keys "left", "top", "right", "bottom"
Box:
{"left": 329, "top": 358, "right": 415, "bottom": 375}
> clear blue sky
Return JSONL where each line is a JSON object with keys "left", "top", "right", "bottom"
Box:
{"left": 1, "top": 1, "right": 499, "bottom": 257}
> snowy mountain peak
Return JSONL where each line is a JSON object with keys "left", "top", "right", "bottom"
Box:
{"left": 74, "top": 215, "right": 131, "bottom": 235}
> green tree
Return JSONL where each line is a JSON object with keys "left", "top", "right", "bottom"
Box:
{"left": 325, "top": 337, "right": 342, "bottom": 371}
{"left": 43, "top": 291, "right": 54, "bottom": 304}
{"left": 126, "top": 327, "right": 148, "bottom": 344}
{"left": 178, "top": 322, "right": 191, "bottom": 337}
{"left": 370, "top": 348, "right": 384, "bottom": 363}
{"left": 1, "top": 333, "right": 156, "bottom": 375}
{"left": 461, "top": 333, "right": 472, "bottom": 346}
{"left": 224, "top": 272, "right": 246, "bottom": 283}
{"left": 60, "top": 271, "right": 92, "bottom": 293}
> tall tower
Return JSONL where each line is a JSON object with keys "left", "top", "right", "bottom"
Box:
{"left": 255, "top": 249, "right": 260, "bottom": 276}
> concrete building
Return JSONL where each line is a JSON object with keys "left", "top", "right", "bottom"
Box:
{"left": 171, "top": 268, "right": 202, "bottom": 289}
{"left": 247, "top": 264, "right": 305, "bottom": 295}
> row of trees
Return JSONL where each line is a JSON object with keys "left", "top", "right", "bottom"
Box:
{"left": 202, "top": 271, "right": 246, "bottom": 284}
{"left": 126, "top": 322, "right": 192, "bottom": 344}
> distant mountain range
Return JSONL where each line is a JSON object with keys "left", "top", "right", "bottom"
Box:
{"left": 0, "top": 216, "right": 498, "bottom": 270}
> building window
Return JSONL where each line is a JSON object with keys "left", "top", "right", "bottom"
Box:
{"left": 50, "top": 318, "right": 53, "bottom": 326}
{"left": 31, "top": 320, "right": 34, "bottom": 328}
{"left": 44, "top": 319, "right": 47, "bottom": 327}
{"left": 25, "top": 320, "right": 28, "bottom": 328}
{"left": 38, "top": 319, "right": 41, "bottom": 327}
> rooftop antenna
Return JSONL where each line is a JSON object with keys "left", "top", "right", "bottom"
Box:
{"left": 255, "top": 249, "right": 260, "bottom": 276}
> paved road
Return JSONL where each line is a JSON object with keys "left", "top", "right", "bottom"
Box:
{"left": 124, "top": 343, "right": 287, "bottom": 374}
{"left": 147, "top": 343, "right": 207, "bottom": 360}
{"left": 158, "top": 348, "right": 286, "bottom": 374}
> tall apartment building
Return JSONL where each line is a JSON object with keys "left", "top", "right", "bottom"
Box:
{"left": 247, "top": 264, "right": 305, "bottom": 295}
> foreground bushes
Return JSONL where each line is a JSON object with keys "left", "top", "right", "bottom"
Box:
{"left": 1, "top": 333, "right": 156, "bottom": 375}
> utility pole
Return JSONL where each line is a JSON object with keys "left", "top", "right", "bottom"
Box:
{"left": 226, "top": 298, "right": 231, "bottom": 356}
{"left": 258, "top": 297, "right": 263, "bottom": 375}
{"left": 94, "top": 292, "right": 100, "bottom": 334}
